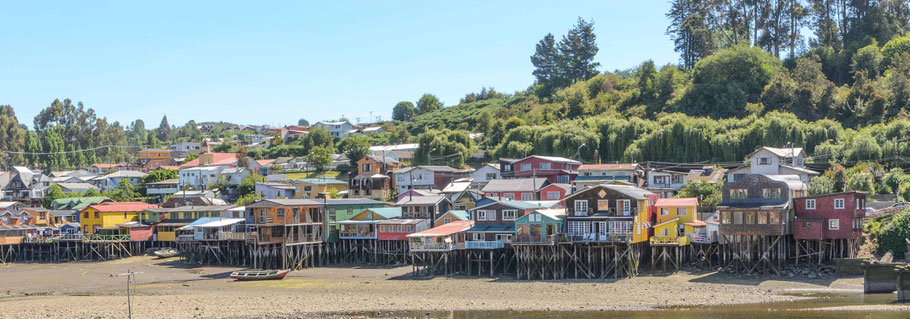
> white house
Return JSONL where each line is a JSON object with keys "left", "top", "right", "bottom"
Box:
{"left": 96, "top": 170, "right": 147, "bottom": 192}
{"left": 471, "top": 163, "right": 501, "bottom": 187}
{"left": 254, "top": 182, "right": 296, "bottom": 199}
{"left": 392, "top": 166, "right": 456, "bottom": 194}
{"left": 312, "top": 121, "right": 356, "bottom": 138}
{"left": 727, "top": 146, "right": 819, "bottom": 183}
{"left": 179, "top": 166, "right": 224, "bottom": 190}
{"left": 170, "top": 142, "right": 202, "bottom": 158}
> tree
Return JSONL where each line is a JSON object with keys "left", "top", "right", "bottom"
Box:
{"left": 679, "top": 45, "right": 781, "bottom": 117}
{"left": 676, "top": 180, "right": 722, "bottom": 208}
{"left": 876, "top": 208, "right": 910, "bottom": 258}
{"left": 143, "top": 169, "right": 178, "bottom": 184}
{"left": 112, "top": 178, "right": 139, "bottom": 201}
{"left": 531, "top": 33, "right": 566, "bottom": 95}
{"left": 41, "top": 184, "right": 66, "bottom": 209}
{"left": 392, "top": 101, "right": 417, "bottom": 121}
{"left": 882, "top": 36, "right": 910, "bottom": 68}
{"left": 338, "top": 135, "right": 370, "bottom": 164}
{"left": 0, "top": 105, "right": 25, "bottom": 166}
{"left": 307, "top": 146, "right": 333, "bottom": 172}
{"left": 298, "top": 118, "right": 310, "bottom": 126}
{"left": 852, "top": 42, "right": 883, "bottom": 79}
{"left": 667, "top": 0, "right": 715, "bottom": 69}
{"left": 237, "top": 173, "right": 266, "bottom": 197}
{"left": 157, "top": 115, "right": 171, "bottom": 142}
{"left": 41, "top": 129, "right": 67, "bottom": 170}
{"left": 558, "top": 18, "right": 600, "bottom": 82}
{"left": 305, "top": 126, "right": 334, "bottom": 150}
{"left": 413, "top": 130, "right": 473, "bottom": 168}
{"left": 235, "top": 192, "right": 264, "bottom": 206}
{"left": 416, "top": 94, "right": 443, "bottom": 115}
{"left": 808, "top": 175, "right": 835, "bottom": 195}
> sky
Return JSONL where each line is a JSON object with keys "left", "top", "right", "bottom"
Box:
{"left": 0, "top": 1, "right": 679, "bottom": 129}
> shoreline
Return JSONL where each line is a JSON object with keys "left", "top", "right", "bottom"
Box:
{"left": 0, "top": 256, "right": 905, "bottom": 318}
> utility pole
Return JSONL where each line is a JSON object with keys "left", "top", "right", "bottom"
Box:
{"left": 111, "top": 269, "right": 142, "bottom": 319}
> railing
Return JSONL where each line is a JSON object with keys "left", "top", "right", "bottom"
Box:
{"left": 565, "top": 233, "right": 631, "bottom": 243}
{"left": 464, "top": 240, "right": 505, "bottom": 250}
{"left": 572, "top": 208, "right": 634, "bottom": 217}
{"left": 511, "top": 234, "right": 557, "bottom": 245}
{"left": 175, "top": 234, "right": 195, "bottom": 242}
{"left": 217, "top": 232, "right": 248, "bottom": 241}
{"left": 84, "top": 234, "right": 130, "bottom": 241}
{"left": 410, "top": 242, "right": 456, "bottom": 251}
{"left": 689, "top": 233, "right": 715, "bottom": 244}
{"left": 246, "top": 232, "right": 259, "bottom": 243}
{"left": 649, "top": 236, "right": 690, "bottom": 246}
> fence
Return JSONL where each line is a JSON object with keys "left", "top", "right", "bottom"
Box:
{"left": 464, "top": 240, "right": 504, "bottom": 250}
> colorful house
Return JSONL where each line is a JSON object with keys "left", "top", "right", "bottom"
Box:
{"left": 338, "top": 207, "right": 403, "bottom": 239}
{"left": 650, "top": 198, "right": 698, "bottom": 246}
{"left": 138, "top": 148, "right": 172, "bottom": 164}
{"left": 466, "top": 200, "right": 561, "bottom": 249}
{"left": 513, "top": 208, "right": 565, "bottom": 245}
{"left": 395, "top": 195, "right": 452, "bottom": 221}
{"left": 349, "top": 155, "right": 399, "bottom": 200}
{"left": 408, "top": 220, "right": 474, "bottom": 252}
{"left": 481, "top": 178, "right": 550, "bottom": 201}
{"left": 324, "top": 198, "right": 388, "bottom": 242}
{"left": 79, "top": 202, "right": 159, "bottom": 235}
{"left": 246, "top": 199, "right": 325, "bottom": 245}
{"left": 498, "top": 155, "right": 580, "bottom": 184}
{"left": 561, "top": 185, "right": 657, "bottom": 244}
{"left": 793, "top": 191, "right": 865, "bottom": 241}
{"left": 294, "top": 178, "right": 347, "bottom": 199}
{"left": 435, "top": 210, "right": 471, "bottom": 227}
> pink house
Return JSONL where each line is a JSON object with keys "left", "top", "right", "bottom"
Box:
{"left": 793, "top": 191, "right": 865, "bottom": 240}
{"left": 500, "top": 155, "right": 581, "bottom": 184}
{"left": 481, "top": 178, "right": 549, "bottom": 201}
{"left": 377, "top": 219, "right": 430, "bottom": 241}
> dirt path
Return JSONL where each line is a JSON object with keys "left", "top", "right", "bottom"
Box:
{"left": 0, "top": 256, "right": 875, "bottom": 318}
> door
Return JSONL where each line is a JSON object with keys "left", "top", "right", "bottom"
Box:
{"left": 546, "top": 224, "right": 554, "bottom": 236}
{"left": 598, "top": 222, "right": 608, "bottom": 241}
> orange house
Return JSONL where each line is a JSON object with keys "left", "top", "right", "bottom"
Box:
{"left": 245, "top": 199, "right": 325, "bottom": 245}
{"left": 349, "top": 155, "right": 399, "bottom": 200}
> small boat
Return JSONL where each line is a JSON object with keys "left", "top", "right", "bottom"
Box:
{"left": 153, "top": 248, "right": 179, "bottom": 258}
{"left": 229, "top": 269, "right": 290, "bottom": 281}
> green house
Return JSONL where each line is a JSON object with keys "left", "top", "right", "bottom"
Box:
{"left": 514, "top": 208, "right": 566, "bottom": 245}
{"left": 323, "top": 198, "right": 388, "bottom": 242}
{"left": 51, "top": 197, "right": 112, "bottom": 210}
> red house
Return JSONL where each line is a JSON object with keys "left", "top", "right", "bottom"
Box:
{"left": 539, "top": 183, "right": 573, "bottom": 201}
{"left": 793, "top": 191, "right": 865, "bottom": 240}
{"left": 377, "top": 219, "right": 430, "bottom": 240}
{"left": 500, "top": 155, "right": 581, "bottom": 184}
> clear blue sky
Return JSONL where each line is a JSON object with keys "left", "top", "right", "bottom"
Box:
{"left": 0, "top": 1, "right": 678, "bottom": 128}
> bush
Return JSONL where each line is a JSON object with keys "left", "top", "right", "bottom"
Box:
{"left": 876, "top": 208, "right": 910, "bottom": 258}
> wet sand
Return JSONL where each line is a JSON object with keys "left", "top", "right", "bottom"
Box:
{"left": 0, "top": 256, "right": 900, "bottom": 318}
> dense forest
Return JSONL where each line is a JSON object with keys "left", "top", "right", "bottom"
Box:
{"left": 1, "top": 0, "right": 909, "bottom": 173}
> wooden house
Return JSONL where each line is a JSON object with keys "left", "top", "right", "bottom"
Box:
{"left": 465, "top": 200, "right": 560, "bottom": 249}
{"left": 338, "top": 207, "right": 403, "bottom": 239}
{"left": 395, "top": 195, "right": 451, "bottom": 221}
{"left": 408, "top": 220, "right": 474, "bottom": 252}
{"left": 0, "top": 224, "right": 35, "bottom": 245}
{"left": 349, "top": 155, "right": 399, "bottom": 200}
{"left": 513, "top": 208, "right": 566, "bottom": 245}
{"left": 392, "top": 166, "right": 457, "bottom": 194}
{"left": 575, "top": 163, "right": 643, "bottom": 188}
{"left": 539, "top": 183, "right": 572, "bottom": 201}
{"left": 499, "top": 155, "right": 580, "bottom": 184}
{"left": 245, "top": 199, "right": 325, "bottom": 245}
{"left": 792, "top": 191, "right": 866, "bottom": 261}
{"left": 481, "top": 178, "right": 550, "bottom": 201}
{"left": 650, "top": 198, "right": 698, "bottom": 246}
{"left": 191, "top": 218, "right": 247, "bottom": 241}
{"left": 561, "top": 185, "right": 657, "bottom": 244}
{"left": 294, "top": 178, "right": 347, "bottom": 199}
{"left": 79, "top": 202, "right": 158, "bottom": 236}
{"left": 435, "top": 210, "right": 471, "bottom": 227}
{"left": 376, "top": 219, "right": 429, "bottom": 241}
{"left": 450, "top": 189, "right": 482, "bottom": 210}
{"left": 323, "top": 198, "right": 388, "bottom": 243}
{"left": 118, "top": 221, "right": 155, "bottom": 241}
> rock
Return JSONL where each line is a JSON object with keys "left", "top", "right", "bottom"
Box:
{"left": 808, "top": 273, "right": 817, "bottom": 279}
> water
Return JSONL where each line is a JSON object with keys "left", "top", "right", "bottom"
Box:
{"left": 332, "top": 292, "right": 910, "bottom": 319}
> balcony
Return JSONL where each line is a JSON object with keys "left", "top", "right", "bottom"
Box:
{"left": 410, "top": 242, "right": 456, "bottom": 252}
{"left": 176, "top": 234, "right": 195, "bottom": 242}
{"left": 689, "top": 233, "right": 715, "bottom": 244}
{"left": 84, "top": 234, "right": 130, "bottom": 241}
{"left": 511, "top": 234, "right": 557, "bottom": 245}
{"left": 565, "top": 233, "right": 631, "bottom": 244}
{"left": 649, "top": 236, "right": 690, "bottom": 246}
{"left": 464, "top": 240, "right": 505, "bottom": 250}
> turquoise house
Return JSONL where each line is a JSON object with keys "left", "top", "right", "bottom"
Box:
{"left": 514, "top": 208, "right": 566, "bottom": 245}
{"left": 324, "top": 198, "right": 388, "bottom": 242}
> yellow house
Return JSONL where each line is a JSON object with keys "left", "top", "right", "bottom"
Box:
{"left": 294, "top": 178, "right": 347, "bottom": 199}
{"left": 138, "top": 148, "right": 172, "bottom": 162}
{"left": 650, "top": 197, "right": 698, "bottom": 246}
{"left": 79, "top": 202, "right": 159, "bottom": 235}
{"left": 434, "top": 210, "right": 471, "bottom": 227}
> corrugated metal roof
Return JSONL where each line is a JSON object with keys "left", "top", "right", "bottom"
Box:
{"left": 408, "top": 220, "right": 474, "bottom": 238}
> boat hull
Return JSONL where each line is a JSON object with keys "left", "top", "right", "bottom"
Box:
{"left": 229, "top": 269, "right": 290, "bottom": 281}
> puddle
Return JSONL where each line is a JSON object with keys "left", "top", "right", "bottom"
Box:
{"left": 327, "top": 292, "right": 910, "bottom": 318}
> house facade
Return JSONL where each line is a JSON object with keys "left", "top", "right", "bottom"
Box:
{"left": 562, "top": 185, "right": 656, "bottom": 244}
{"left": 392, "top": 166, "right": 456, "bottom": 194}
{"left": 466, "top": 200, "right": 560, "bottom": 249}
{"left": 170, "top": 142, "right": 202, "bottom": 158}
{"left": 312, "top": 121, "right": 356, "bottom": 138}
{"left": 793, "top": 192, "right": 865, "bottom": 240}
{"left": 716, "top": 174, "right": 806, "bottom": 238}
{"left": 726, "top": 147, "right": 819, "bottom": 183}
{"left": 79, "top": 202, "right": 158, "bottom": 235}
{"left": 395, "top": 195, "right": 451, "bottom": 221}
{"left": 575, "top": 163, "right": 643, "bottom": 187}
{"left": 513, "top": 208, "right": 566, "bottom": 245}
{"left": 138, "top": 148, "right": 172, "bottom": 164}
{"left": 349, "top": 155, "right": 398, "bottom": 200}
{"left": 650, "top": 197, "right": 699, "bottom": 246}
{"left": 246, "top": 199, "right": 325, "bottom": 245}
{"left": 481, "top": 178, "right": 550, "bottom": 201}
{"left": 499, "top": 155, "right": 580, "bottom": 184}
{"left": 470, "top": 163, "right": 500, "bottom": 187}
{"left": 294, "top": 178, "right": 347, "bottom": 199}
{"left": 323, "top": 198, "right": 388, "bottom": 242}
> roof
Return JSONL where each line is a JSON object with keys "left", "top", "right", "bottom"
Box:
{"left": 653, "top": 218, "right": 680, "bottom": 228}
{"left": 158, "top": 205, "right": 237, "bottom": 213}
{"left": 369, "top": 143, "right": 419, "bottom": 152}
{"left": 527, "top": 208, "right": 566, "bottom": 221}
{"left": 195, "top": 218, "right": 246, "bottom": 228}
{"left": 396, "top": 195, "right": 449, "bottom": 206}
{"left": 367, "top": 155, "right": 399, "bottom": 164}
{"left": 577, "top": 163, "right": 638, "bottom": 171}
{"left": 256, "top": 159, "right": 276, "bottom": 166}
{"left": 363, "top": 207, "right": 403, "bottom": 219}
{"left": 442, "top": 181, "right": 472, "bottom": 194}
{"left": 437, "top": 210, "right": 471, "bottom": 222}
{"left": 520, "top": 155, "right": 581, "bottom": 165}
{"left": 466, "top": 224, "right": 515, "bottom": 232}
{"left": 55, "top": 182, "right": 99, "bottom": 192}
{"left": 780, "top": 164, "right": 820, "bottom": 175}
{"left": 102, "top": 170, "right": 147, "bottom": 178}
{"left": 177, "top": 217, "right": 225, "bottom": 230}
{"left": 147, "top": 178, "right": 179, "bottom": 185}
{"left": 179, "top": 153, "right": 238, "bottom": 168}
{"left": 793, "top": 191, "right": 866, "bottom": 200}
{"left": 324, "top": 198, "right": 387, "bottom": 206}
{"left": 544, "top": 183, "right": 573, "bottom": 193}
{"left": 49, "top": 210, "right": 76, "bottom": 217}
{"left": 563, "top": 184, "right": 655, "bottom": 201}
{"left": 684, "top": 221, "right": 706, "bottom": 227}
{"left": 245, "top": 199, "right": 323, "bottom": 207}
{"left": 748, "top": 146, "right": 806, "bottom": 159}
{"left": 481, "top": 178, "right": 549, "bottom": 193}
{"left": 765, "top": 174, "right": 807, "bottom": 191}
{"left": 0, "top": 202, "right": 19, "bottom": 209}
{"left": 400, "top": 189, "right": 440, "bottom": 197}
{"left": 295, "top": 178, "right": 347, "bottom": 185}
{"left": 392, "top": 165, "right": 458, "bottom": 174}
{"left": 51, "top": 197, "right": 111, "bottom": 210}
{"left": 377, "top": 218, "right": 424, "bottom": 225}
{"left": 655, "top": 198, "right": 698, "bottom": 207}
{"left": 407, "top": 220, "right": 474, "bottom": 238}
{"left": 256, "top": 182, "right": 295, "bottom": 190}
{"left": 473, "top": 200, "right": 561, "bottom": 211}
{"left": 91, "top": 163, "right": 128, "bottom": 169}
{"left": 85, "top": 202, "right": 158, "bottom": 212}
{"left": 140, "top": 148, "right": 170, "bottom": 152}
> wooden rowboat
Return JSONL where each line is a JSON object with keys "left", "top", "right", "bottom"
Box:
{"left": 229, "top": 269, "right": 290, "bottom": 281}
{"left": 153, "top": 248, "right": 179, "bottom": 258}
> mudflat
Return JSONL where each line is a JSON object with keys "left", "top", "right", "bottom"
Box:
{"left": 0, "top": 256, "right": 899, "bottom": 318}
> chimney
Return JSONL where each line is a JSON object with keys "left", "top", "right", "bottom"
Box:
{"left": 200, "top": 153, "right": 214, "bottom": 165}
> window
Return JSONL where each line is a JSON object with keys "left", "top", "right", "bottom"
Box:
{"left": 539, "top": 163, "right": 551, "bottom": 170}
{"left": 83, "top": 212, "right": 88, "bottom": 218}
{"left": 674, "top": 207, "right": 685, "bottom": 216}
{"left": 292, "top": 208, "right": 300, "bottom": 220}
{"left": 721, "top": 212, "right": 731, "bottom": 224}
{"left": 619, "top": 200, "right": 631, "bottom": 215}
{"left": 547, "top": 191, "right": 560, "bottom": 200}
{"left": 762, "top": 188, "right": 781, "bottom": 198}
{"left": 745, "top": 212, "right": 756, "bottom": 224}
{"left": 472, "top": 233, "right": 481, "bottom": 241}
{"left": 94, "top": 212, "right": 99, "bottom": 218}
{"left": 502, "top": 209, "right": 517, "bottom": 221}
{"left": 609, "top": 221, "right": 632, "bottom": 234}
{"left": 758, "top": 211, "right": 768, "bottom": 224}
{"left": 661, "top": 228, "right": 669, "bottom": 237}
{"left": 521, "top": 193, "right": 533, "bottom": 201}
{"left": 758, "top": 157, "right": 771, "bottom": 165}
{"left": 277, "top": 208, "right": 285, "bottom": 219}
{"left": 733, "top": 174, "right": 745, "bottom": 182}
{"left": 476, "top": 210, "right": 487, "bottom": 221}
{"left": 828, "top": 219, "right": 839, "bottom": 230}
{"left": 671, "top": 175, "right": 683, "bottom": 184}
{"left": 502, "top": 193, "right": 515, "bottom": 200}
{"left": 730, "top": 189, "right": 748, "bottom": 199}
{"left": 574, "top": 200, "right": 588, "bottom": 216}
{"left": 597, "top": 200, "right": 609, "bottom": 211}
{"left": 486, "top": 173, "right": 497, "bottom": 180}
{"left": 733, "top": 211, "right": 743, "bottom": 224}
{"left": 504, "top": 165, "right": 512, "bottom": 172}
{"left": 654, "top": 176, "right": 669, "bottom": 185}
{"left": 834, "top": 198, "right": 845, "bottom": 209}
{"left": 496, "top": 234, "right": 512, "bottom": 243}
{"left": 661, "top": 208, "right": 669, "bottom": 216}
{"left": 521, "top": 164, "right": 531, "bottom": 171}
{"left": 362, "top": 163, "right": 372, "bottom": 172}
{"left": 806, "top": 199, "right": 816, "bottom": 210}
{"left": 769, "top": 211, "right": 781, "bottom": 224}
{"left": 567, "top": 221, "right": 591, "bottom": 235}
{"left": 557, "top": 175, "right": 570, "bottom": 183}
{"left": 443, "top": 218, "right": 452, "bottom": 224}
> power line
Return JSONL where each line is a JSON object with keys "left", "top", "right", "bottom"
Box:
{"left": 0, "top": 145, "right": 142, "bottom": 155}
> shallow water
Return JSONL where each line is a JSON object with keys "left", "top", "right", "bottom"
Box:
{"left": 332, "top": 292, "right": 910, "bottom": 319}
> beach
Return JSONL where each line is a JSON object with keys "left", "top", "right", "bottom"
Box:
{"left": 1, "top": 256, "right": 903, "bottom": 318}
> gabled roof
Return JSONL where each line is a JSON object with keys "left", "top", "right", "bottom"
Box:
{"left": 367, "top": 155, "right": 399, "bottom": 164}
{"left": 748, "top": 146, "right": 806, "bottom": 159}
{"left": 780, "top": 164, "right": 820, "bottom": 175}
{"left": 102, "top": 170, "right": 147, "bottom": 178}
{"left": 407, "top": 220, "right": 474, "bottom": 238}
{"left": 442, "top": 181, "right": 472, "bottom": 194}
{"left": 436, "top": 210, "right": 471, "bottom": 222}
{"left": 577, "top": 163, "right": 639, "bottom": 171}
{"left": 543, "top": 183, "right": 573, "bottom": 193}
{"left": 393, "top": 165, "right": 458, "bottom": 174}
{"left": 179, "top": 153, "right": 238, "bottom": 168}
{"left": 481, "top": 178, "right": 549, "bottom": 193}
{"left": 147, "top": 178, "right": 179, "bottom": 185}
{"left": 85, "top": 202, "right": 158, "bottom": 212}
{"left": 256, "top": 159, "right": 276, "bottom": 166}
{"left": 516, "top": 155, "right": 581, "bottom": 165}
{"left": 56, "top": 182, "right": 99, "bottom": 192}
{"left": 524, "top": 208, "right": 566, "bottom": 221}
{"left": 653, "top": 218, "right": 680, "bottom": 228}
{"left": 395, "top": 195, "right": 449, "bottom": 206}
{"left": 361, "top": 207, "right": 402, "bottom": 219}
{"left": 245, "top": 199, "right": 323, "bottom": 207}
{"left": 295, "top": 178, "right": 347, "bottom": 185}
{"left": 52, "top": 197, "right": 112, "bottom": 210}
{"left": 655, "top": 198, "right": 698, "bottom": 207}
{"left": 472, "top": 200, "right": 560, "bottom": 211}
{"left": 563, "top": 184, "right": 655, "bottom": 201}
{"left": 324, "top": 198, "right": 387, "bottom": 206}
